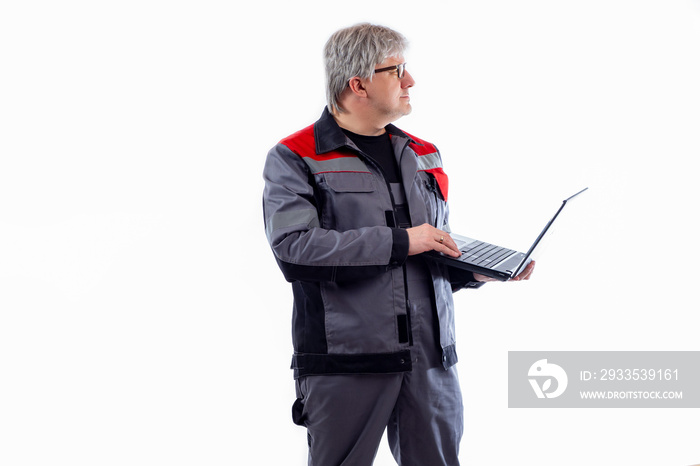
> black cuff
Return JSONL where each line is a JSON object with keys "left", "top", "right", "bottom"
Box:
{"left": 448, "top": 267, "right": 486, "bottom": 292}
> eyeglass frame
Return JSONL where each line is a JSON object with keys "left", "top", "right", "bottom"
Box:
{"left": 373, "top": 63, "right": 407, "bottom": 79}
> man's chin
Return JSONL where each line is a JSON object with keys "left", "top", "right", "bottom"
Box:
{"left": 384, "top": 105, "right": 412, "bottom": 123}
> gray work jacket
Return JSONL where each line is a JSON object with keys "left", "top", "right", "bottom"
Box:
{"left": 263, "top": 108, "right": 482, "bottom": 378}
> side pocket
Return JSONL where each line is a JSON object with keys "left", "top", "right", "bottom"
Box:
{"left": 292, "top": 377, "right": 307, "bottom": 426}
{"left": 291, "top": 398, "right": 305, "bottom": 426}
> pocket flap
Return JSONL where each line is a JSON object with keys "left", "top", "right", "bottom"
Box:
{"left": 323, "top": 172, "right": 376, "bottom": 193}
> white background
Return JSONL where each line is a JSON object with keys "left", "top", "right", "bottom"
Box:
{"left": 1, "top": 1, "right": 699, "bottom": 465}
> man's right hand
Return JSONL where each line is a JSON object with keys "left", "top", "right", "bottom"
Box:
{"left": 406, "top": 223, "right": 461, "bottom": 258}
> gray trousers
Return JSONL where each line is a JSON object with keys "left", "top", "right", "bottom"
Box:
{"left": 293, "top": 266, "right": 464, "bottom": 466}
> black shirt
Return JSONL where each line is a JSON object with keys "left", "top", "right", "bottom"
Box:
{"left": 343, "top": 129, "right": 411, "bottom": 228}
{"left": 342, "top": 129, "right": 400, "bottom": 183}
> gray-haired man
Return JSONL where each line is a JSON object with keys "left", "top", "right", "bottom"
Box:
{"left": 263, "top": 23, "right": 534, "bottom": 466}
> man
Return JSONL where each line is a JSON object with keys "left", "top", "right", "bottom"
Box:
{"left": 263, "top": 23, "right": 534, "bottom": 466}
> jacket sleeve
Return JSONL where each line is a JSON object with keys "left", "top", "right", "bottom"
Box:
{"left": 447, "top": 267, "right": 486, "bottom": 292}
{"left": 263, "top": 143, "right": 409, "bottom": 283}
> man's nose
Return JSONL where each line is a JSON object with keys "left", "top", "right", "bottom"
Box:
{"left": 401, "top": 71, "right": 415, "bottom": 87}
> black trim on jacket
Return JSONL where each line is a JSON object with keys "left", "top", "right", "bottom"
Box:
{"left": 291, "top": 350, "right": 413, "bottom": 379}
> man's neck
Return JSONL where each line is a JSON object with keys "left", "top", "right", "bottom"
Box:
{"left": 332, "top": 110, "right": 387, "bottom": 136}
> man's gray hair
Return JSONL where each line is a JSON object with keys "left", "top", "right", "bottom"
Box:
{"left": 324, "top": 23, "right": 408, "bottom": 114}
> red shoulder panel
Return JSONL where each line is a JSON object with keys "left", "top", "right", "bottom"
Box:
{"left": 401, "top": 131, "right": 448, "bottom": 200}
{"left": 279, "top": 124, "right": 316, "bottom": 157}
{"left": 402, "top": 130, "right": 438, "bottom": 156}
{"left": 280, "top": 124, "right": 356, "bottom": 161}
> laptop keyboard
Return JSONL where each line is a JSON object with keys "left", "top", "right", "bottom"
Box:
{"left": 460, "top": 241, "right": 516, "bottom": 267}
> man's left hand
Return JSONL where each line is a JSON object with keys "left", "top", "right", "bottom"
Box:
{"left": 473, "top": 260, "right": 536, "bottom": 283}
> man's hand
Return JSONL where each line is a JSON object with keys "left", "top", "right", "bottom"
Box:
{"left": 407, "top": 223, "right": 461, "bottom": 258}
{"left": 473, "top": 260, "right": 536, "bottom": 283}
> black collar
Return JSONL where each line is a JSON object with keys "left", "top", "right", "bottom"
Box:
{"left": 313, "top": 107, "right": 415, "bottom": 154}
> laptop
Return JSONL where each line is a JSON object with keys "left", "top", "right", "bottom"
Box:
{"left": 425, "top": 188, "right": 588, "bottom": 281}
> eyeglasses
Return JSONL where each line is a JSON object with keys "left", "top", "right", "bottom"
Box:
{"left": 374, "top": 63, "right": 407, "bottom": 79}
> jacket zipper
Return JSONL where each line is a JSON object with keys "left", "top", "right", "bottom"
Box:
{"left": 355, "top": 140, "right": 414, "bottom": 347}
{"left": 425, "top": 176, "right": 439, "bottom": 226}
{"left": 396, "top": 139, "right": 414, "bottom": 347}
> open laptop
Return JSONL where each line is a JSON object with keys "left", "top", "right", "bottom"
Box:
{"left": 425, "top": 188, "right": 588, "bottom": 281}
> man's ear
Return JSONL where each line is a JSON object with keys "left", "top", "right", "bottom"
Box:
{"left": 347, "top": 76, "right": 368, "bottom": 97}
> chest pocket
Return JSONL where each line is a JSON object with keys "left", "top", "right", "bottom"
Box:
{"left": 316, "top": 172, "right": 384, "bottom": 231}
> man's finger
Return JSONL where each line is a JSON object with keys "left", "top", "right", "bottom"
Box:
{"left": 437, "top": 233, "right": 460, "bottom": 256}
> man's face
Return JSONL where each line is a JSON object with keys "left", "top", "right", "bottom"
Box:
{"left": 365, "top": 56, "right": 415, "bottom": 123}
